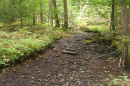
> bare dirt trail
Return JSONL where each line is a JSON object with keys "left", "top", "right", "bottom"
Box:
{"left": 0, "top": 32, "right": 122, "bottom": 86}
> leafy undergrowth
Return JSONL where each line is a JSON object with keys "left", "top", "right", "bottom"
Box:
{"left": 107, "top": 73, "right": 130, "bottom": 86}
{"left": 80, "top": 25, "right": 130, "bottom": 85}
{"left": 0, "top": 25, "right": 63, "bottom": 67}
{"left": 86, "top": 25, "right": 117, "bottom": 46}
{"left": 87, "top": 25, "right": 130, "bottom": 54}
{"left": 76, "top": 19, "right": 130, "bottom": 56}
{"left": 86, "top": 25, "right": 129, "bottom": 53}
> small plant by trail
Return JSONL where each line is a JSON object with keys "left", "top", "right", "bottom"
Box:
{"left": 106, "top": 73, "right": 130, "bottom": 86}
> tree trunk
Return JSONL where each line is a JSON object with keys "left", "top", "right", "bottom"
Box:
{"left": 40, "top": 9, "right": 43, "bottom": 24}
{"left": 4, "top": 0, "right": 5, "bottom": 9}
{"left": 62, "top": 12, "right": 64, "bottom": 28}
{"left": 33, "top": 0, "right": 35, "bottom": 26}
{"left": 121, "top": 0, "right": 130, "bottom": 70}
{"left": 128, "top": 7, "right": 130, "bottom": 37}
{"left": 110, "top": 0, "right": 115, "bottom": 31}
{"left": 53, "top": 0, "right": 60, "bottom": 27}
{"left": 114, "top": 1, "right": 117, "bottom": 27}
{"left": 36, "top": 12, "right": 40, "bottom": 23}
{"left": 63, "top": 0, "right": 68, "bottom": 29}
{"left": 50, "top": 0, "right": 53, "bottom": 31}
{"left": 20, "top": 0, "right": 23, "bottom": 29}
{"left": 40, "top": 0, "right": 44, "bottom": 23}
{"left": 80, "top": 0, "right": 82, "bottom": 14}
{"left": 4, "top": 0, "right": 6, "bottom": 26}
{"left": 87, "top": 0, "right": 89, "bottom": 18}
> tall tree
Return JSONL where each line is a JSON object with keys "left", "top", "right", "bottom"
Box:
{"left": 63, "top": 0, "right": 68, "bottom": 29}
{"left": 19, "top": 0, "right": 23, "bottom": 28}
{"left": 33, "top": 0, "right": 35, "bottom": 26}
{"left": 110, "top": 0, "right": 115, "bottom": 31}
{"left": 53, "top": 0, "right": 60, "bottom": 27}
{"left": 40, "top": 0, "right": 44, "bottom": 23}
{"left": 50, "top": 0, "right": 53, "bottom": 31}
{"left": 121, "top": 0, "right": 130, "bottom": 69}
{"left": 3, "top": 0, "right": 6, "bottom": 26}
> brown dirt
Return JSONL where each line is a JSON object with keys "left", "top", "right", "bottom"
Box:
{"left": 0, "top": 32, "right": 129, "bottom": 86}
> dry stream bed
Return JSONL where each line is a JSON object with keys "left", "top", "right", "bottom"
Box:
{"left": 0, "top": 32, "right": 128, "bottom": 86}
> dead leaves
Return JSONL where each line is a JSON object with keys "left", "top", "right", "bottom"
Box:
{"left": 59, "top": 60, "right": 65, "bottom": 64}
{"left": 107, "top": 58, "right": 116, "bottom": 62}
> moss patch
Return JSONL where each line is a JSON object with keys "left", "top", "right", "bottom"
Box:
{"left": 81, "top": 39, "right": 94, "bottom": 44}
{"left": 93, "top": 36, "right": 112, "bottom": 45}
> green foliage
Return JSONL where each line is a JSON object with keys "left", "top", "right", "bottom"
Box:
{"left": 52, "top": 29, "right": 63, "bottom": 40}
{"left": 122, "top": 36, "right": 130, "bottom": 43}
{"left": 0, "top": 27, "right": 63, "bottom": 66}
{"left": 0, "top": 0, "right": 50, "bottom": 26}
{"left": 87, "top": 25, "right": 110, "bottom": 34}
{"left": 107, "top": 73, "right": 130, "bottom": 86}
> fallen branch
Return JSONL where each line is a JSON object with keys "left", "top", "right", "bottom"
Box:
{"left": 92, "top": 50, "right": 120, "bottom": 60}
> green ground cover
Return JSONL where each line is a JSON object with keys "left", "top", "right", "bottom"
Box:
{"left": 0, "top": 25, "right": 63, "bottom": 67}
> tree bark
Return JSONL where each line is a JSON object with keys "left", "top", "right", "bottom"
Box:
{"left": 114, "top": 0, "right": 117, "bottom": 27}
{"left": 36, "top": 11, "right": 39, "bottom": 23}
{"left": 128, "top": 6, "right": 130, "bottom": 37}
{"left": 50, "top": 0, "right": 53, "bottom": 31}
{"left": 4, "top": 0, "right": 6, "bottom": 12}
{"left": 40, "top": 8, "right": 43, "bottom": 24}
{"left": 20, "top": 0, "right": 23, "bottom": 29}
{"left": 110, "top": 0, "right": 115, "bottom": 31}
{"left": 4, "top": 0, "right": 6, "bottom": 26}
{"left": 53, "top": 0, "right": 60, "bottom": 27}
{"left": 40, "top": 0, "right": 44, "bottom": 23}
{"left": 63, "top": 0, "right": 68, "bottom": 29}
{"left": 80, "top": 0, "right": 82, "bottom": 13}
{"left": 87, "top": 0, "right": 89, "bottom": 18}
{"left": 121, "top": 0, "right": 130, "bottom": 69}
{"left": 33, "top": 0, "right": 35, "bottom": 26}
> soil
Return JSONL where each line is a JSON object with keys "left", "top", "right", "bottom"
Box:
{"left": 0, "top": 32, "right": 129, "bottom": 86}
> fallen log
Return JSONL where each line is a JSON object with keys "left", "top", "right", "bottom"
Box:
{"left": 62, "top": 50, "right": 77, "bottom": 55}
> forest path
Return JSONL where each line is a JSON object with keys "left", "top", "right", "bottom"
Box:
{"left": 0, "top": 32, "right": 121, "bottom": 86}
